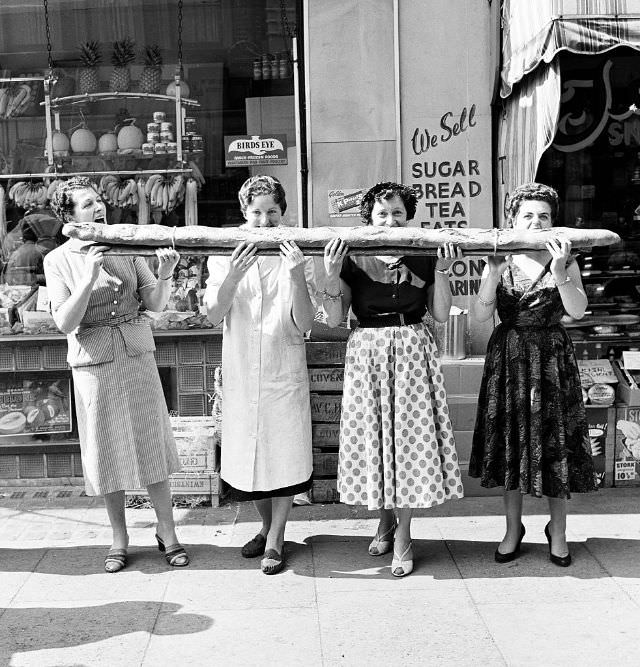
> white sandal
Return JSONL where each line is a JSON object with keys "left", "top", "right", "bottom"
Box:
{"left": 368, "top": 523, "right": 396, "bottom": 556}
{"left": 392, "top": 541, "right": 414, "bottom": 577}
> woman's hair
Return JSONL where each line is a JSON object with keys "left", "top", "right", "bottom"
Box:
{"left": 506, "top": 182, "right": 559, "bottom": 225}
{"left": 50, "top": 176, "right": 96, "bottom": 223}
{"left": 360, "top": 181, "right": 418, "bottom": 224}
{"left": 237, "top": 175, "right": 287, "bottom": 214}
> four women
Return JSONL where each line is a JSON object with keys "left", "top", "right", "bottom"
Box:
{"left": 45, "top": 175, "right": 597, "bottom": 576}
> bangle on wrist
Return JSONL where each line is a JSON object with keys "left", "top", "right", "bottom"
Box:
{"left": 478, "top": 295, "right": 496, "bottom": 307}
{"left": 435, "top": 267, "right": 450, "bottom": 276}
{"left": 158, "top": 275, "right": 173, "bottom": 281}
{"left": 321, "top": 288, "right": 343, "bottom": 301}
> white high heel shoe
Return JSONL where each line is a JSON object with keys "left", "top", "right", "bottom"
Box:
{"left": 368, "top": 523, "right": 396, "bottom": 556}
{"left": 391, "top": 541, "right": 414, "bottom": 577}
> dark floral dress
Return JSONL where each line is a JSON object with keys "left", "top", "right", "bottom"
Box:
{"left": 469, "top": 260, "right": 597, "bottom": 498}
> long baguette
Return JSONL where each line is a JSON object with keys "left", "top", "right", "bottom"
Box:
{"left": 62, "top": 222, "right": 621, "bottom": 254}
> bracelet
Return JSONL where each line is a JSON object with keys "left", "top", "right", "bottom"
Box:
{"left": 158, "top": 275, "right": 173, "bottom": 281}
{"left": 321, "top": 288, "right": 344, "bottom": 300}
{"left": 478, "top": 295, "right": 496, "bottom": 307}
{"left": 557, "top": 276, "right": 571, "bottom": 287}
{"left": 435, "top": 267, "right": 450, "bottom": 275}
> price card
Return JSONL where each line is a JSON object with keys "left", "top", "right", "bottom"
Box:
{"left": 577, "top": 359, "right": 618, "bottom": 385}
{"left": 623, "top": 351, "right": 640, "bottom": 371}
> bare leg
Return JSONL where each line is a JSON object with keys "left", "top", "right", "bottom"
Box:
{"left": 498, "top": 488, "right": 524, "bottom": 553}
{"left": 393, "top": 507, "right": 413, "bottom": 554}
{"left": 265, "top": 495, "right": 294, "bottom": 554}
{"left": 253, "top": 498, "right": 273, "bottom": 539}
{"left": 103, "top": 490, "right": 128, "bottom": 550}
{"left": 147, "top": 479, "right": 179, "bottom": 546}
{"left": 547, "top": 497, "right": 569, "bottom": 557}
{"left": 376, "top": 507, "right": 396, "bottom": 535}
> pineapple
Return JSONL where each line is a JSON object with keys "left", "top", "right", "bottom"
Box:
{"left": 78, "top": 41, "right": 101, "bottom": 94}
{"left": 139, "top": 44, "right": 162, "bottom": 94}
{"left": 109, "top": 37, "right": 135, "bottom": 92}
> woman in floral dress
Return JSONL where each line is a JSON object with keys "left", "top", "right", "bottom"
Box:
{"left": 469, "top": 182, "right": 597, "bottom": 567}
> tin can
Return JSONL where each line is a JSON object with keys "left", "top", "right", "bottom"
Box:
{"left": 160, "top": 121, "right": 174, "bottom": 133}
{"left": 141, "top": 142, "right": 155, "bottom": 156}
{"left": 153, "top": 142, "right": 167, "bottom": 154}
{"left": 147, "top": 131, "right": 160, "bottom": 144}
{"left": 147, "top": 122, "right": 160, "bottom": 133}
{"left": 153, "top": 111, "right": 166, "bottom": 123}
{"left": 271, "top": 58, "right": 279, "bottom": 79}
{"left": 165, "top": 141, "right": 177, "bottom": 154}
{"left": 160, "top": 130, "right": 174, "bottom": 142}
{"left": 262, "top": 54, "right": 272, "bottom": 80}
{"left": 184, "top": 117, "right": 197, "bottom": 135}
{"left": 182, "top": 136, "right": 192, "bottom": 152}
{"left": 253, "top": 59, "right": 262, "bottom": 80}
{"left": 279, "top": 54, "right": 290, "bottom": 79}
{"left": 190, "top": 134, "right": 204, "bottom": 152}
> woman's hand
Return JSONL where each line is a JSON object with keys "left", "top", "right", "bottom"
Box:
{"left": 83, "top": 246, "right": 104, "bottom": 285}
{"left": 228, "top": 241, "right": 258, "bottom": 283}
{"left": 156, "top": 247, "right": 181, "bottom": 279}
{"left": 546, "top": 238, "right": 572, "bottom": 281}
{"left": 280, "top": 240, "right": 306, "bottom": 276}
{"left": 323, "top": 238, "right": 349, "bottom": 280}
{"left": 435, "top": 242, "right": 462, "bottom": 272}
{"left": 486, "top": 253, "right": 512, "bottom": 276}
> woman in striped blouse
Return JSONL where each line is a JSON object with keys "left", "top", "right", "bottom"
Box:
{"left": 44, "top": 177, "right": 189, "bottom": 573}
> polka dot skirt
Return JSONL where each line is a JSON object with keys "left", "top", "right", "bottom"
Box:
{"left": 338, "top": 322, "right": 464, "bottom": 510}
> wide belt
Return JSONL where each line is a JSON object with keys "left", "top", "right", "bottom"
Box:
{"left": 357, "top": 312, "right": 424, "bottom": 328}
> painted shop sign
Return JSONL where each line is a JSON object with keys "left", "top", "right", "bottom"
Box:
{"left": 224, "top": 134, "right": 288, "bottom": 166}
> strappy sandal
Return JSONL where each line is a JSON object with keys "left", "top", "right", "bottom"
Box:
{"left": 155, "top": 534, "right": 190, "bottom": 567}
{"left": 241, "top": 533, "right": 267, "bottom": 558}
{"left": 391, "top": 541, "right": 414, "bottom": 578}
{"left": 368, "top": 522, "right": 396, "bottom": 556}
{"left": 104, "top": 548, "right": 128, "bottom": 573}
{"left": 260, "top": 547, "right": 285, "bottom": 575}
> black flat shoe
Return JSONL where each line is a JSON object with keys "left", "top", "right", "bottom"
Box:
{"left": 241, "top": 533, "right": 267, "bottom": 558}
{"left": 494, "top": 523, "right": 526, "bottom": 563}
{"left": 156, "top": 534, "right": 190, "bottom": 567}
{"left": 544, "top": 522, "right": 571, "bottom": 567}
{"left": 104, "top": 548, "right": 128, "bottom": 573}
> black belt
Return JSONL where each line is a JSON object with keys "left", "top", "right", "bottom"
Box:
{"left": 357, "top": 312, "right": 424, "bottom": 328}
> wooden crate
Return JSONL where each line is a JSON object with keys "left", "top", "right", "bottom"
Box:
{"left": 310, "top": 394, "right": 342, "bottom": 423}
{"left": 308, "top": 367, "right": 344, "bottom": 392}
{"left": 313, "top": 451, "right": 338, "bottom": 477}
{"left": 312, "top": 423, "right": 340, "bottom": 448}
{"left": 170, "top": 416, "right": 218, "bottom": 472}
{"left": 306, "top": 342, "right": 347, "bottom": 366}
{"left": 126, "top": 472, "right": 220, "bottom": 507}
{"left": 312, "top": 477, "right": 339, "bottom": 503}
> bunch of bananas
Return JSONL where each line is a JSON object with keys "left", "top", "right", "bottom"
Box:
{"left": 99, "top": 175, "right": 139, "bottom": 209}
{"left": 8, "top": 181, "right": 48, "bottom": 209}
{"left": 0, "top": 83, "right": 36, "bottom": 119}
{"left": 145, "top": 173, "right": 185, "bottom": 213}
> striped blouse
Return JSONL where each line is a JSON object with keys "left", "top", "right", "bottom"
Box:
{"left": 43, "top": 240, "right": 158, "bottom": 367}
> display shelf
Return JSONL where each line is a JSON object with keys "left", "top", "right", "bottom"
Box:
{"left": 41, "top": 91, "right": 200, "bottom": 110}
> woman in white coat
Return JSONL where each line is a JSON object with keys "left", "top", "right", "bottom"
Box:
{"left": 205, "top": 175, "right": 316, "bottom": 575}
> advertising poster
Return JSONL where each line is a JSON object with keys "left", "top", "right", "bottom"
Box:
{"left": 615, "top": 406, "right": 640, "bottom": 484}
{"left": 328, "top": 189, "right": 364, "bottom": 218}
{"left": 0, "top": 376, "right": 72, "bottom": 436}
{"left": 224, "top": 134, "right": 288, "bottom": 167}
{"left": 586, "top": 407, "right": 608, "bottom": 486}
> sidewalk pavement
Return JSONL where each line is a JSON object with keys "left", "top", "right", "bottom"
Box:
{"left": 0, "top": 487, "right": 639, "bottom": 667}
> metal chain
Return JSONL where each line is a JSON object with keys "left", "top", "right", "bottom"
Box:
{"left": 42, "top": 0, "right": 54, "bottom": 70}
{"left": 279, "top": 0, "right": 296, "bottom": 39}
{"left": 177, "top": 0, "right": 184, "bottom": 69}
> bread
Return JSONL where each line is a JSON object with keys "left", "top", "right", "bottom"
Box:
{"left": 62, "top": 222, "right": 621, "bottom": 255}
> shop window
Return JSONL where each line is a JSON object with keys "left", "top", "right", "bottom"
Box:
{"left": 537, "top": 48, "right": 640, "bottom": 353}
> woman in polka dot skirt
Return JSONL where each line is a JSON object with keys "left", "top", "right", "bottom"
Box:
{"left": 322, "top": 182, "right": 465, "bottom": 577}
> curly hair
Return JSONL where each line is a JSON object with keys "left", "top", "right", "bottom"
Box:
{"left": 360, "top": 181, "right": 418, "bottom": 225}
{"left": 50, "top": 176, "right": 97, "bottom": 223}
{"left": 237, "top": 175, "right": 287, "bottom": 214}
{"left": 506, "top": 182, "right": 559, "bottom": 226}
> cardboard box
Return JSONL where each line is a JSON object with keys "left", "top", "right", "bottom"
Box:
{"left": 614, "top": 406, "right": 640, "bottom": 486}
{"left": 126, "top": 472, "right": 220, "bottom": 506}
{"left": 612, "top": 354, "right": 640, "bottom": 406}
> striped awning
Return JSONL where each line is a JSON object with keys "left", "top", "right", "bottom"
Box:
{"left": 502, "top": 0, "right": 640, "bottom": 98}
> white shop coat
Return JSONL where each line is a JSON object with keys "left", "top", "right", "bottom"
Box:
{"left": 206, "top": 255, "right": 316, "bottom": 492}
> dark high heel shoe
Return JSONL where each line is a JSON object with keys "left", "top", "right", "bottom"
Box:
{"left": 494, "top": 523, "right": 526, "bottom": 563}
{"left": 156, "top": 534, "right": 190, "bottom": 567}
{"left": 544, "top": 522, "right": 571, "bottom": 567}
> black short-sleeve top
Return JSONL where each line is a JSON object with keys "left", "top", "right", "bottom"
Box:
{"left": 340, "top": 255, "right": 436, "bottom": 320}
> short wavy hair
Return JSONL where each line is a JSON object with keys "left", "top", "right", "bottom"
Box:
{"left": 506, "top": 182, "right": 559, "bottom": 226}
{"left": 360, "top": 181, "right": 418, "bottom": 225}
{"left": 50, "top": 176, "right": 97, "bottom": 224}
{"left": 238, "top": 175, "right": 287, "bottom": 214}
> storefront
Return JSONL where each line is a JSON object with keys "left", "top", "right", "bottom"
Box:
{"left": 1, "top": 0, "right": 636, "bottom": 498}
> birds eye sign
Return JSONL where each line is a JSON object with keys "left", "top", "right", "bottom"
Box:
{"left": 224, "top": 135, "right": 288, "bottom": 166}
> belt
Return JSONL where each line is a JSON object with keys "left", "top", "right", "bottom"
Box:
{"left": 77, "top": 312, "right": 140, "bottom": 332}
{"left": 357, "top": 312, "right": 424, "bottom": 328}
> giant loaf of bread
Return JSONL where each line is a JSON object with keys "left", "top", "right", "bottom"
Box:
{"left": 62, "top": 222, "right": 621, "bottom": 255}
